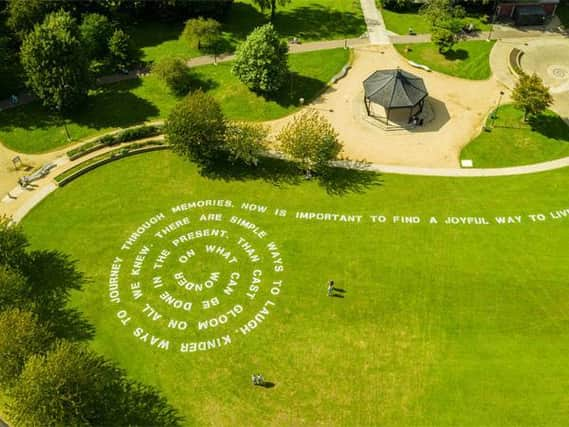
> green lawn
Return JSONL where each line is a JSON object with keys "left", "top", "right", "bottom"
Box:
{"left": 20, "top": 150, "right": 569, "bottom": 426}
{"left": 381, "top": 6, "right": 492, "bottom": 35}
{"left": 461, "top": 104, "right": 569, "bottom": 168}
{"left": 394, "top": 40, "right": 495, "bottom": 80}
{"left": 130, "top": 0, "right": 365, "bottom": 64}
{"left": 0, "top": 48, "right": 349, "bottom": 154}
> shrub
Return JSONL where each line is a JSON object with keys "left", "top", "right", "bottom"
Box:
{"left": 182, "top": 17, "right": 222, "bottom": 51}
{"left": 277, "top": 110, "right": 343, "bottom": 174}
{"left": 224, "top": 121, "right": 268, "bottom": 166}
{"left": 115, "top": 124, "right": 163, "bottom": 143}
{"left": 165, "top": 90, "right": 226, "bottom": 165}
{"left": 152, "top": 58, "right": 193, "bottom": 96}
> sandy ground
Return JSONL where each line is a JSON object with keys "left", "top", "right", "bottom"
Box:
{"left": 270, "top": 45, "right": 503, "bottom": 168}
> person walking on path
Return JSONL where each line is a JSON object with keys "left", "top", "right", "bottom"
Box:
{"left": 327, "top": 280, "right": 334, "bottom": 296}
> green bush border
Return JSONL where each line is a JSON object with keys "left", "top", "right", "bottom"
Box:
{"left": 66, "top": 124, "right": 164, "bottom": 161}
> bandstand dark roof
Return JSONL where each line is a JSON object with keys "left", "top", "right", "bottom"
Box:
{"left": 363, "top": 69, "right": 428, "bottom": 109}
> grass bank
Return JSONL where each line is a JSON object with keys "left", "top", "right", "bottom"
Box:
{"left": 461, "top": 104, "right": 569, "bottom": 168}
{"left": 394, "top": 40, "right": 495, "bottom": 80}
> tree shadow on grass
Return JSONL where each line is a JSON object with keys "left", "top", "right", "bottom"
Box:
{"left": 318, "top": 165, "right": 383, "bottom": 196}
{"left": 188, "top": 73, "right": 219, "bottom": 93}
{"left": 70, "top": 81, "right": 160, "bottom": 130}
{"left": 273, "top": 5, "right": 365, "bottom": 40}
{"left": 0, "top": 102, "right": 62, "bottom": 133}
{"left": 128, "top": 19, "right": 185, "bottom": 51}
{"left": 222, "top": 2, "right": 267, "bottom": 42}
{"left": 201, "top": 157, "right": 302, "bottom": 187}
{"left": 527, "top": 114, "right": 569, "bottom": 141}
{"left": 201, "top": 157, "right": 383, "bottom": 196}
{"left": 261, "top": 72, "right": 329, "bottom": 108}
{"left": 22, "top": 250, "right": 95, "bottom": 341}
{"left": 443, "top": 49, "right": 468, "bottom": 61}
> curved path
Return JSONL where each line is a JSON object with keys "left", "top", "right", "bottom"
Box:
{"left": 4, "top": 144, "right": 569, "bottom": 224}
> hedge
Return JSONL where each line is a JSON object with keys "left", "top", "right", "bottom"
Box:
{"left": 67, "top": 124, "right": 164, "bottom": 160}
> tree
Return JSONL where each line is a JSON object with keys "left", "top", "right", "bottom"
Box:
{"left": 232, "top": 23, "right": 288, "bottom": 94}
{"left": 277, "top": 110, "right": 343, "bottom": 174}
{"left": 165, "top": 90, "right": 226, "bottom": 165}
{"left": 20, "top": 10, "right": 90, "bottom": 112}
{"left": 420, "top": 0, "right": 464, "bottom": 51}
{"left": 6, "top": 340, "right": 181, "bottom": 426}
{"left": 152, "top": 58, "right": 193, "bottom": 96}
{"left": 512, "top": 72, "right": 553, "bottom": 121}
{"left": 6, "top": 0, "right": 56, "bottom": 40}
{"left": 182, "top": 17, "right": 222, "bottom": 51}
{"left": 224, "top": 121, "right": 268, "bottom": 166}
{"left": 6, "top": 340, "right": 124, "bottom": 426}
{"left": 79, "top": 13, "right": 114, "bottom": 60}
{"left": 0, "top": 264, "right": 30, "bottom": 311}
{"left": 420, "top": 0, "right": 454, "bottom": 28}
{"left": 0, "top": 308, "right": 54, "bottom": 385}
{"left": 252, "top": 0, "right": 291, "bottom": 21}
{"left": 0, "top": 216, "right": 28, "bottom": 268}
{"left": 108, "top": 28, "right": 134, "bottom": 72}
{"left": 432, "top": 27, "right": 456, "bottom": 53}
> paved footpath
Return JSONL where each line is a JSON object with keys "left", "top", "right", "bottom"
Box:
{"left": 359, "top": 0, "right": 391, "bottom": 45}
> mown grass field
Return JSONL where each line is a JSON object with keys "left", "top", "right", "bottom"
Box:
{"left": 0, "top": 48, "right": 349, "bottom": 154}
{"left": 21, "top": 150, "right": 569, "bottom": 426}
{"left": 130, "top": 0, "right": 365, "bottom": 64}
{"left": 381, "top": 7, "right": 492, "bottom": 36}
{"left": 461, "top": 104, "right": 569, "bottom": 168}
{"left": 394, "top": 40, "right": 495, "bottom": 80}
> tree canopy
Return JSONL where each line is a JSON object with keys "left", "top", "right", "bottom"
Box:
{"left": 512, "top": 72, "right": 553, "bottom": 121}
{"left": 182, "top": 17, "right": 222, "bottom": 51}
{"left": 277, "top": 110, "right": 343, "bottom": 174}
{"left": 165, "top": 90, "right": 227, "bottom": 165}
{"left": 79, "top": 13, "right": 114, "bottom": 60}
{"left": 20, "top": 10, "right": 90, "bottom": 112}
{"left": 232, "top": 23, "right": 289, "bottom": 94}
{"left": 153, "top": 58, "right": 193, "bottom": 96}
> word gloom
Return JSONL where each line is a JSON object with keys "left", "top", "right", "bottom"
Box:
{"left": 107, "top": 200, "right": 285, "bottom": 353}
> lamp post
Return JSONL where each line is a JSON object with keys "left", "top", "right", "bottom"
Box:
{"left": 487, "top": 0, "right": 498, "bottom": 41}
{"left": 58, "top": 77, "right": 72, "bottom": 141}
{"left": 491, "top": 90, "right": 505, "bottom": 127}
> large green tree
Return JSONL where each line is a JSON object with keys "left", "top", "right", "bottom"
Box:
{"left": 0, "top": 308, "right": 54, "bottom": 386}
{"left": 420, "top": 0, "right": 464, "bottom": 52}
{"left": 252, "top": 0, "right": 291, "bottom": 21}
{"left": 0, "top": 264, "right": 29, "bottom": 311}
{"left": 277, "top": 110, "right": 343, "bottom": 174}
{"left": 0, "top": 217, "right": 88, "bottom": 339}
{"left": 20, "top": 10, "right": 90, "bottom": 112}
{"left": 0, "top": 217, "right": 28, "bottom": 268}
{"left": 165, "top": 90, "right": 227, "bottom": 165}
{"left": 5, "top": 0, "right": 57, "bottom": 40}
{"left": 232, "top": 23, "right": 288, "bottom": 94}
{"left": 108, "top": 28, "right": 134, "bottom": 72}
{"left": 79, "top": 13, "right": 114, "bottom": 60}
{"left": 512, "top": 72, "right": 553, "bottom": 121}
{"left": 6, "top": 340, "right": 124, "bottom": 426}
{"left": 7, "top": 340, "right": 181, "bottom": 426}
